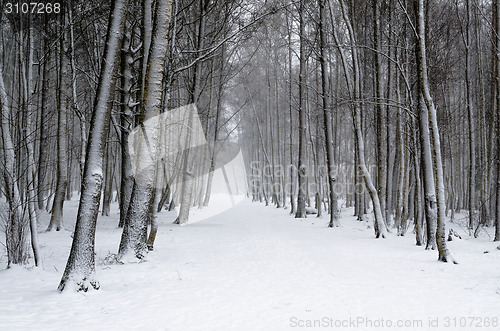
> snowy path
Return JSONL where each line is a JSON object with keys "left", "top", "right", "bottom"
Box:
{"left": 1, "top": 198, "right": 500, "bottom": 330}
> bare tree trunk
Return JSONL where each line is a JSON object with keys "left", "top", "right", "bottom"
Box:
{"left": 463, "top": 0, "right": 476, "bottom": 233}
{"left": 37, "top": 39, "right": 49, "bottom": 211}
{"left": 118, "top": 0, "right": 173, "bottom": 258}
{"left": 118, "top": 24, "right": 136, "bottom": 228}
{"left": 372, "top": 0, "right": 387, "bottom": 229}
{"left": 395, "top": 58, "right": 406, "bottom": 236}
{"left": 175, "top": 0, "right": 209, "bottom": 223}
{"left": 203, "top": 47, "right": 225, "bottom": 207}
{"left": 494, "top": 0, "right": 500, "bottom": 242}
{"left": 68, "top": 0, "right": 86, "bottom": 180}
{"left": 489, "top": 0, "right": 498, "bottom": 225}
{"left": 417, "top": 92, "right": 437, "bottom": 250}
{"left": 102, "top": 139, "right": 113, "bottom": 216}
{"left": 385, "top": 1, "right": 396, "bottom": 227}
{"left": 337, "top": 0, "right": 386, "bottom": 237}
{"left": 0, "top": 43, "right": 29, "bottom": 266}
{"left": 319, "top": 0, "right": 339, "bottom": 227}
{"left": 25, "top": 20, "right": 41, "bottom": 265}
{"left": 412, "top": 122, "right": 424, "bottom": 246}
{"left": 287, "top": 10, "right": 296, "bottom": 215}
{"left": 412, "top": 7, "right": 437, "bottom": 251}
{"left": 416, "top": 0, "right": 455, "bottom": 263}
{"left": 473, "top": 0, "right": 488, "bottom": 232}
{"left": 58, "top": 0, "right": 130, "bottom": 291}
{"left": 48, "top": 19, "right": 69, "bottom": 232}
{"left": 295, "top": 0, "right": 307, "bottom": 219}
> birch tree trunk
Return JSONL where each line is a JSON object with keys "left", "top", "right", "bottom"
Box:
{"left": 68, "top": 0, "right": 86, "bottom": 180}
{"left": 395, "top": 54, "right": 406, "bottom": 235}
{"left": 319, "top": 0, "right": 339, "bottom": 227}
{"left": 48, "top": 22, "right": 69, "bottom": 231}
{"left": 417, "top": 92, "right": 437, "bottom": 250}
{"left": 287, "top": 9, "right": 296, "bottom": 215}
{"left": 412, "top": 2, "right": 437, "bottom": 250}
{"left": 416, "top": 0, "right": 455, "bottom": 263}
{"left": 464, "top": 0, "right": 476, "bottom": 232}
{"left": 372, "top": 0, "right": 387, "bottom": 227}
{"left": 118, "top": 24, "right": 135, "bottom": 228}
{"left": 58, "top": 0, "right": 130, "bottom": 291}
{"left": 175, "top": 0, "right": 208, "bottom": 223}
{"left": 494, "top": 0, "right": 500, "bottom": 242}
{"left": 412, "top": 118, "right": 424, "bottom": 246}
{"left": 118, "top": 0, "right": 173, "bottom": 259}
{"left": 37, "top": 37, "right": 49, "bottom": 211}
{"left": 295, "top": 0, "right": 307, "bottom": 219}
{"left": 338, "top": 0, "right": 386, "bottom": 237}
{"left": 25, "top": 21, "right": 41, "bottom": 265}
{"left": 0, "top": 43, "right": 29, "bottom": 266}
{"left": 102, "top": 139, "right": 113, "bottom": 216}
{"left": 203, "top": 48, "right": 225, "bottom": 207}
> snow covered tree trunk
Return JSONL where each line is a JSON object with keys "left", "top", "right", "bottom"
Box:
{"left": 48, "top": 24, "right": 69, "bottom": 231}
{"left": 319, "top": 0, "right": 339, "bottom": 227}
{"left": 25, "top": 22, "right": 41, "bottom": 265}
{"left": 412, "top": 5, "right": 437, "bottom": 250}
{"left": 203, "top": 50, "right": 224, "bottom": 207}
{"left": 473, "top": 1, "right": 488, "bottom": 233}
{"left": 174, "top": 150, "right": 195, "bottom": 224}
{"left": 37, "top": 38, "right": 49, "bottom": 211}
{"left": 287, "top": 9, "right": 296, "bottom": 215}
{"left": 176, "top": 0, "right": 209, "bottom": 223}
{"left": 372, "top": 0, "right": 387, "bottom": 228}
{"left": 412, "top": 119, "right": 424, "bottom": 246}
{"left": 416, "top": 0, "right": 455, "bottom": 263}
{"left": 147, "top": 154, "right": 166, "bottom": 250}
{"left": 58, "top": 0, "right": 130, "bottom": 292}
{"left": 118, "top": 25, "right": 135, "bottom": 228}
{"left": 118, "top": 0, "right": 173, "bottom": 259}
{"left": 338, "top": 0, "right": 386, "bottom": 237}
{"left": 464, "top": 0, "right": 476, "bottom": 233}
{"left": 102, "top": 140, "right": 113, "bottom": 216}
{"left": 68, "top": 0, "right": 86, "bottom": 180}
{"left": 385, "top": 4, "right": 396, "bottom": 227}
{"left": 417, "top": 92, "right": 437, "bottom": 250}
{"left": 495, "top": 0, "right": 500, "bottom": 242}
{"left": 353, "top": 107, "right": 386, "bottom": 237}
{"left": 395, "top": 57, "right": 406, "bottom": 236}
{"left": 295, "top": 0, "right": 307, "bottom": 219}
{"left": 0, "top": 44, "right": 29, "bottom": 266}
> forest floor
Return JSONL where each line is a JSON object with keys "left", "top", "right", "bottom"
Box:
{"left": 1, "top": 196, "right": 500, "bottom": 331}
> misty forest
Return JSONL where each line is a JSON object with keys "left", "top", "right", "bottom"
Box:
{"left": 1, "top": 0, "right": 500, "bottom": 329}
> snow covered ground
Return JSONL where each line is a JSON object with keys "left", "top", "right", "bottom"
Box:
{"left": 1, "top": 197, "right": 500, "bottom": 331}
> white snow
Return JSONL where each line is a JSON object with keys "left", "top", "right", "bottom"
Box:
{"left": 1, "top": 198, "right": 500, "bottom": 331}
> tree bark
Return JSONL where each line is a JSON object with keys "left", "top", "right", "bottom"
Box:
{"left": 203, "top": 48, "right": 225, "bottom": 207}
{"left": 118, "top": 24, "right": 135, "bottom": 228}
{"left": 118, "top": 0, "right": 173, "bottom": 259}
{"left": 0, "top": 43, "right": 29, "bottom": 266}
{"left": 416, "top": 0, "right": 455, "bottom": 263}
{"left": 295, "top": 0, "right": 307, "bottom": 219}
{"left": 58, "top": 0, "right": 130, "bottom": 291}
{"left": 495, "top": 0, "right": 500, "bottom": 242}
{"left": 464, "top": 0, "right": 476, "bottom": 232}
{"left": 37, "top": 38, "right": 49, "bottom": 211}
{"left": 372, "top": 0, "right": 387, "bottom": 230}
{"left": 48, "top": 17, "right": 69, "bottom": 232}
{"left": 319, "top": 0, "right": 339, "bottom": 227}
{"left": 337, "top": 0, "right": 386, "bottom": 237}
{"left": 25, "top": 20, "right": 41, "bottom": 265}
